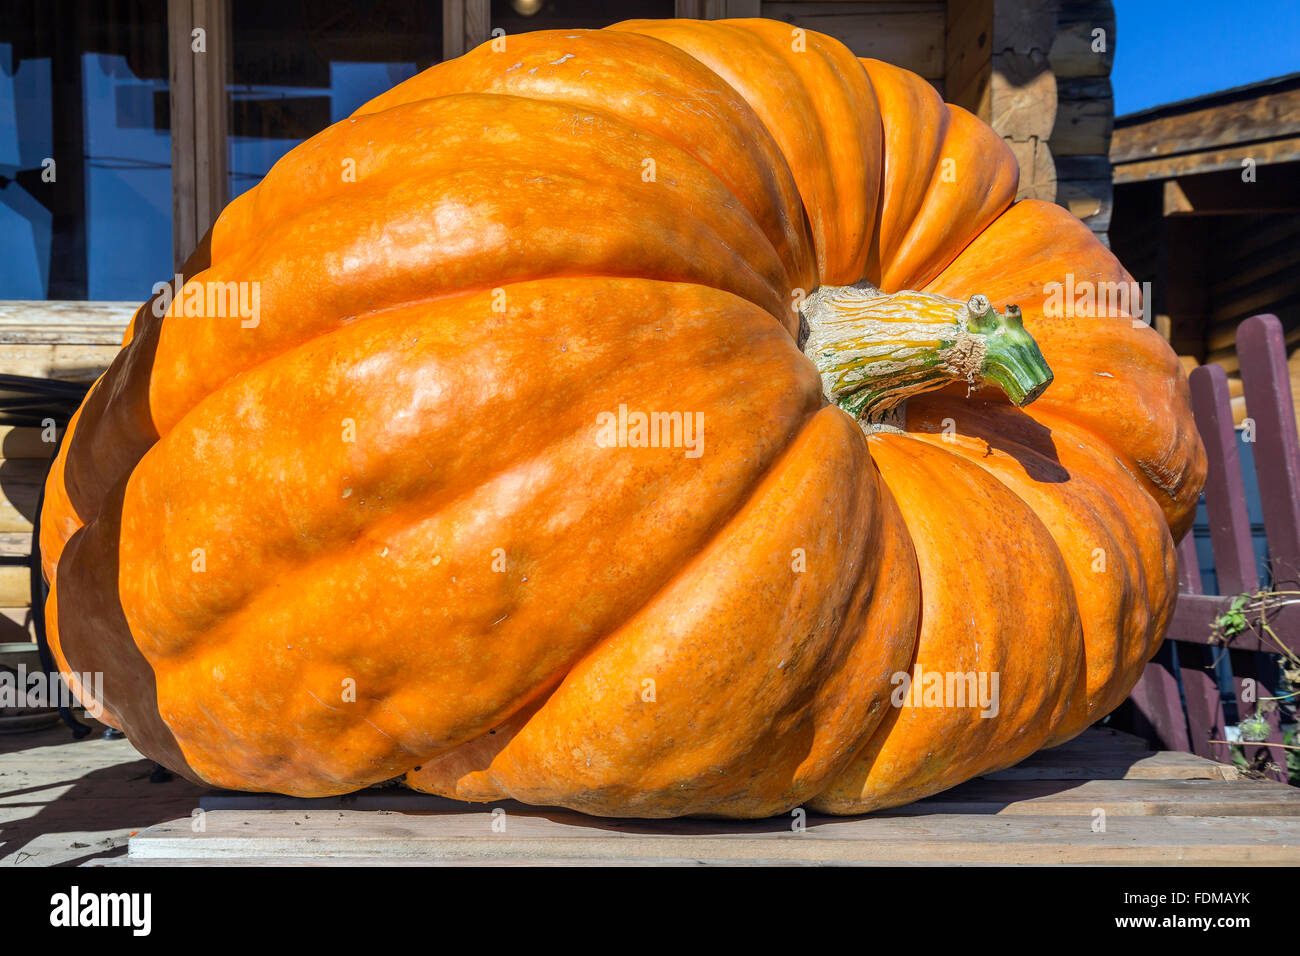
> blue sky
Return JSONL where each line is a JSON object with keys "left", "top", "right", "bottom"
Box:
{"left": 1112, "top": 0, "right": 1300, "bottom": 115}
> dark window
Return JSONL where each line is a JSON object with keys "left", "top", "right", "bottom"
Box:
{"left": 0, "top": 0, "right": 170, "bottom": 300}
{"left": 489, "top": 0, "right": 675, "bottom": 34}
{"left": 0, "top": 2, "right": 678, "bottom": 300}
{"left": 228, "top": 0, "right": 443, "bottom": 199}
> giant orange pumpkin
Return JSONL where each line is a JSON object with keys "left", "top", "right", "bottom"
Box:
{"left": 41, "top": 19, "right": 1205, "bottom": 817}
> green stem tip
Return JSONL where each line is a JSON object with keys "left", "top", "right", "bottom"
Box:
{"left": 797, "top": 285, "right": 1054, "bottom": 428}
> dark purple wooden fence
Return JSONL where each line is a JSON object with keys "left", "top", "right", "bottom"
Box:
{"left": 1128, "top": 314, "right": 1300, "bottom": 781}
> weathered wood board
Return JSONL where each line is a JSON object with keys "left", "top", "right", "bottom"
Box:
{"left": 124, "top": 807, "right": 1300, "bottom": 865}
{"left": 109, "top": 727, "right": 1300, "bottom": 866}
{"left": 0, "top": 721, "right": 208, "bottom": 867}
{"left": 5, "top": 721, "right": 1298, "bottom": 867}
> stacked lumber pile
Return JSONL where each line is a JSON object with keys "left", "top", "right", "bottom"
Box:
{"left": 0, "top": 301, "right": 133, "bottom": 640}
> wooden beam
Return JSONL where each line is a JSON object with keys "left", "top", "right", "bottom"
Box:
{"left": 945, "top": 0, "right": 993, "bottom": 118}
{"left": 1049, "top": 0, "right": 1114, "bottom": 78}
{"left": 0, "top": 301, "right": 135, "bottom": 343}
{"left": 443, "top": 0, "right": 490, "bottom": 60}
{"left": 1052, "top": 74, "right": 1111, "bottom": 155}
{"left": 1058, "top": 180, "right": 1108, "bottom": 219}
{"left": 442, "top": 0, "right": 463, "bottom": 59}
{"left": 946, "top": 1, "right": 1060, "bottom": 203}
{"left": 990, "top": 50, "right": 1056, "bottom": 143}
{"left": 1175, "top": 640, "right": 1231, "bottom": 763}
{"left": 1162, "top": 217, "right": 1211, "bottom": 360}
{"left": 1162, "top": 179, "right": 1193, "bottom": 215}
{"left": 956, "top": 1, "right": 1115, "bottom": 241}
{"left": 1114, "top": 135, "right": 1300, "bottom": 184}
{"left": 48, "top": 6, "right": 88, "bottom": 298}
{"left": 168, "top": 0, "right": 229, "bottom": 273}
{"left": 1047, "top": 1, "right": 1114, "bottom": 240}
{"left": 764, "top": 3, "right": 946, "bottom": 80}
{"left": 1128, "top": 643, "right": 1193, "bottom": 752}
{"left": 1056, "top": 153, "right": 1113, "bottom": 233}
{"left": 1168, "top": 594, "right": 1300, "bottom": 655}
{"left": 1112, "top": 86, "right": 1300, "bottom": 166}
{"left": 1162, "top": 165, "right": 1300, "bottom": 216}
{"left": 466, "top": 0, "right": 490, "bottom": 48}
{"left": 994, "top": 0, "right": 1058, "bottom": 55}
{"left": 676, "top": 0, "right": 762, "bottom": 18}
{"left": 167, "top": 0, "right": 194, "bottom": 269}
{"left": 129, "top": 800, "right": 1300, "bottom": 865}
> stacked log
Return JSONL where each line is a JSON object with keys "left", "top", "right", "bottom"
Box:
{"left": 0, "top": 301, "right": 131, "bottom": 641}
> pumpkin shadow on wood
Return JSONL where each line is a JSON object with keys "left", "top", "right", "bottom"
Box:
{"left": 0, "top": 723, "right": 208, "bottom": 866}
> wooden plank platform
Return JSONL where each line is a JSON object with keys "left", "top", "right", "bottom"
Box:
{"left": 123, "top": 728, "right": 1300, "bottom": 865}
{"left": 0, "top": 719, "right": 208, "bottom": 867}
{"left": 4, "top": 722, "right": 1299, "bottom": 866}
{"left": 125, "top": 808, "right": 1300, "bottom": 866}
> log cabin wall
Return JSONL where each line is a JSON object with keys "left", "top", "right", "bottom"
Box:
{"left": 3, "top": 0, "right": 1117, "bottom": 292}
{"left": 735, "top": 0, "right": 1118, "bottom": 242}
{"left": 1049, "top": 0, "right": 1115, "bottom": 241}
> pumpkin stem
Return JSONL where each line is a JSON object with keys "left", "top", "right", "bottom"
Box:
{"left": 797, "top": 284, "right": 1053, "bottom": 429}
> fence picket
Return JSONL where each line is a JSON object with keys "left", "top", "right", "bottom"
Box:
{"left": 1128, "top": 641, "right": 1192, "bottom": 752}
{"left": 1189, "top": 364, "right": 1259, "bottom": 594}
{"left": 1127, "top": 314, "right": 1299, "bottom": 777}
{"left": 1238, "top": 314, "right": 1300, "bottom": 588}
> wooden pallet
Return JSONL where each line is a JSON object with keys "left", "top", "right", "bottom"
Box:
{"left": 113, "top": 728, "right": 1300, "bottom": 866}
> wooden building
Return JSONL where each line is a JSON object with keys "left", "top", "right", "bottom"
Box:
{"left": 1110, "top": 71, "right": 1300, "bottom": 427}
{"left": 0, "top": 0, "right": 1121, "bottom": 291}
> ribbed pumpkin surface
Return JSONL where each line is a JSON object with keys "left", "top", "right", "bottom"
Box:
{"left": 41, "top": 19, "right": 1204, "bottom": 817}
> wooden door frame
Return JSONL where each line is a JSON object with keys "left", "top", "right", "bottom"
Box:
{"left": 167, "top": 0, "right": 230, "bottom": 272}
{"left": 166, "top": 0, "right": 495, "bottom": 268}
